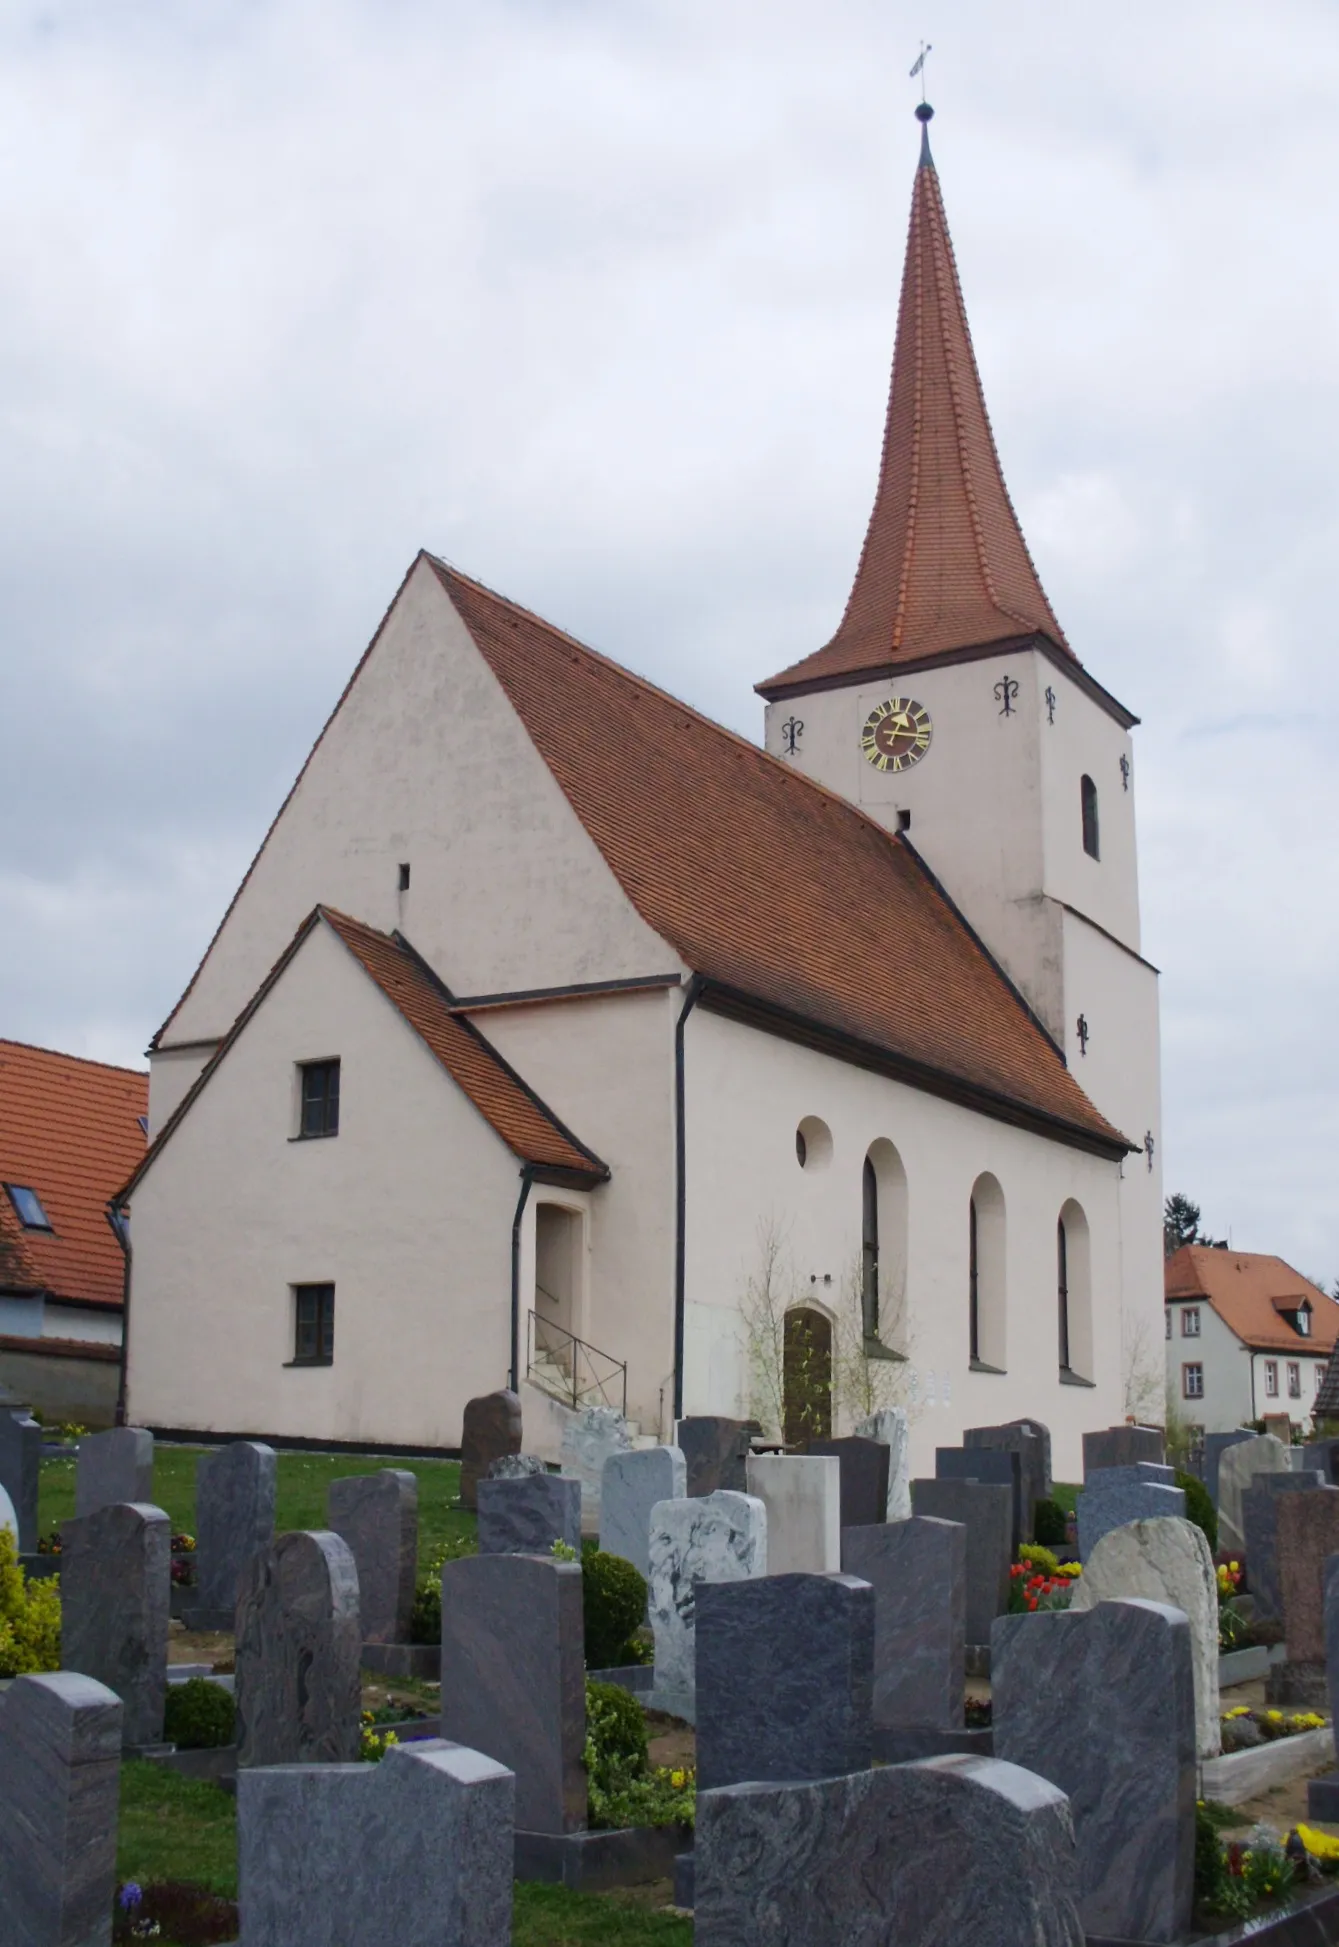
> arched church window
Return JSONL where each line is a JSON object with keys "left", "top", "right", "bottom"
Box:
{"left": 1057, "top": 1199, "right": 1093, "bottom": 1380}
{"left": 863, "top": 1139, "right": 909, "bottom": 1351}
{"left": 1081, "top": 775, "right": 1100, "bottom": 859}
{"left": 1057, "top": 1216, "right": 1070, "bottom": 1370}
{"left": 863, "top": 1156, "right": 878, "bottom": 1339}
{"left": 969, "top": 1173, "right": 1006, "bottom": 1371}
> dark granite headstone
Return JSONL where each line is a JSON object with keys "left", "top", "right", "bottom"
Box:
{"left": 459, "top": 1388, "right": 523, "bottom": 1512}
{"left": 801, "top": 1436, "right": 890, "bottom": 1530}
{"left": 842, "top": 1517, "right": 965, "bottom": 1732}
{"left": 936, "top": 1447, "right": 1022, "bottom": 1556}
{"left": 1081, "top": 1424, "right": 1164, "bottom": 1478}
{"left": 234, "top": 1530, "right": 362, "bottom": 1768}
{"left": 75, "top": 1425, "right": 154, "bottom": 1519}
{"left": 1308, "top": 1555, "right": 1339, "bottom": 1821}
{"left": 694, "top": 1754, "right": 1084, "bottom": 1947}
{"left": 0, "top": 1672, "right": 123, "bottom": 1947}
{"left": 1204, "top": 1429, "right": 1255, "bottom": 1508}
{"left": 328, "top": 1469, "right": 418, "bottom": 1645}
{"left": 964, "top": 1422, "right": 1050, "bottom": 1538}
{"left": 1271, "top": 1488, "right": 1339, "bottom": 1703}
{"left": 0, "top": 1406, "right": 41, "bottom": 1552}
{"left": 1241, "top": 1471, "right": 1325, "bottom": 1620}
{"left": 61, "top": 1500, "right": 171, "bottom": 1747}
{"left": 675, "top": 1417, "right": 751, "bottom": 1497}
{"left": 1076, "top": 1463, "right": 1182, "bottom": 1562}
{"left": 993, "top": 1596, "right": 1195, "bottom": 1943}
{"left": 1304, "top": 1440, "right": 1339, "bottom": 1486}
{"left": 188, "top": 1441, "right": 277, "bottom": 1630}
{"left": 911, "top": 1477, "right": 1012, "bottom": 1646}
{"left": 696, "top": 1572, "right": 873, "bottom": 1790}
{"left": 439, "top": 1551, "right": 586, "bottom": 1835}
{"left": 476, "top": 1474, "right": 581, "bottom": 1557}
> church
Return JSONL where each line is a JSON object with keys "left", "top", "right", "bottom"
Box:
{"left": 117, "top": 106, "right": 1163, "bottom": 1485}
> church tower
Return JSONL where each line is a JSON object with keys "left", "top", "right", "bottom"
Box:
{"left": 758, "top": 104, "right": 1163, "bottom": 1381}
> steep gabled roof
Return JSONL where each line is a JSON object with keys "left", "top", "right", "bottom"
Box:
{"left": 431, "top": 558, "right": 1127, "bottom": 1156}
{"left": 0, "top": 1040, "right": 147, "bottom": 1307}
{"left": 758, "top": 110, "right": 1070, "bottom": 699}
{"left": 1165, "top": 1245, "right": 1339, "bottom": 1355}
{"left": 121, "top": 909, "right": 607, "bottom": 1200}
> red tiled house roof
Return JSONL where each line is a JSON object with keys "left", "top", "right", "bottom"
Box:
{"left": 1165, "top": 1246, "right": 1339, "bottom": 1356}
{"left": 0, "top": 1040, "right": 147, "bottom": 1308}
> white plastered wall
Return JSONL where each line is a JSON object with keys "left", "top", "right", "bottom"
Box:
{"left": 128, "top": 919, "right": 525, "bottom": 1448}
{"left": 681, "top": 1005, "right": 1127, "bottom": 1484}
{"left": 1165, "top": 1298, "right": 1252, "bottom": 1432}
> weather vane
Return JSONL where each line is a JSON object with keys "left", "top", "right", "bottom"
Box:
{"left": 909, "top": 42, "right": 932, "bottom": 102}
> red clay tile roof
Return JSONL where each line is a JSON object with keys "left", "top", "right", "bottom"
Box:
{"left": 431, "top": 559, "right": 1126, "bottom": 1155}
{"left": 757, "top": 124, "right": 1070, "bottom": 699}
{"left": 0, "top": 1040, "right": 146, "bottom": 1307}
{"left": 123, "top": 909, "right": 606, "bottom": 1198}
{"left": 1165, "top": 1245, "right": 1339, "bottom": 1355}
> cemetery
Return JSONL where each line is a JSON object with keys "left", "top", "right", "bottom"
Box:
{"left": 11, "top": 1400, "right": 1339, "bottom": 1941}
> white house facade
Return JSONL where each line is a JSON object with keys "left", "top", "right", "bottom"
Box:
{"left": 1165, "top": 1245, "right": 1337, "bottom": 1436}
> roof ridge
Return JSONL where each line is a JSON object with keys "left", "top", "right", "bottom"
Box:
{"left": 0, "top": 1038, "right": 148, "bottom": 1080}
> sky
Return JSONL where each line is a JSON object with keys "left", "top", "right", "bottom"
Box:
{"left": 2, "top": 1, "right": 1337, "bottom": 1276}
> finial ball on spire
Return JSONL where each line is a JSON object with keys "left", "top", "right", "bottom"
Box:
{"left": 915, "top": 101, "right": 934, "bottom": 124}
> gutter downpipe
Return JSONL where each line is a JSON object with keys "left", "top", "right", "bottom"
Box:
{"left": 510, "top": 1167, "right": 537, "bottom": 1393}
{"left": 107, "top": 1201, "right": 132, "bottom": 1428}
{"left": 673, "top": 976, "right": 704, "bottom": 1423}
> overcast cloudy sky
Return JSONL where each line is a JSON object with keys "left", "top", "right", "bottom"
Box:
{"left": 2, "top": 2, "right": 1337, "bottom": 1274}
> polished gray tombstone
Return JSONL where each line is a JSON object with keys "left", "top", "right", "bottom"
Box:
{"left": 674, "top": 1416, "right": 751, "bottom": 1496}
{"left": 459, "top": 1387, "right": 523, "bottom": 1511}
{"left": 935, "top": 1447, "right": 1022, "bottom": 1556}
{"left": 964, "top": 1421, "right": 1050, "bottom": 1539}
{"left": 1241, "top": 1471, "right": 1325, "bottom": 1620}
{"left": 1205, "top": 1429, "right": 1256, "bottom": 1507}
{"left": 801, "top": 1436, "right": 890, "bottom": 1530}
{"left": 0, "top": 1405, "right": 42, "bottom": 1552}
{"left": 61, "top": 1500, "right": 170, "bottom": 1748}
{"left": 74, "top": 1426, "right": 154, "bottom": 1519}
{"left": 1307, "top": 1554, "right": 1339, "bottom": 1819}
{"left": 1082, "top": 1425, "right": 1165, "bottom": 1477}
{"left": 911, "top": 1476, "right": 1011, "bottom": 1646}
{"left": 234, "top": 1530, "right": 362, "bottom": 1768}
{"left": 476, "top": 1473, "right": 581, "bottom": 1557}
{"left": 0, "top": 1671, "right": 124, "bottom": 1947}
{"left": 993, "top": 1596, "right": 1195, "bottom": 1943}
{"left": 188, "top": 1440, "right": 277, "bottom": 1630}
{"left": 238, "top": 1738, "right": 514, "bottom": 1947}
{"left": 439, "top": 1551, "right": 586, "bottom": 1836}
{"left": 695, "top": 1572, "right": 873, "bottom": 1790}
{"left": 328, "top": 1468, "right": 418, "bottom": 1645}
{"left": 842, "top": 1516, "right": 965, "bottom": 1733}
{"left": 694, "top": 1752, "right": 1083, "bottom": 1947}
{"left": 1075, "top": 1463, "right": 1182, "bottom": 1562}
{"left": 599, "top": 1445, "right": 685, "bottom": 1580}
{"left": 1304, "top": 1439, "right": 1339, "bottom": 1486}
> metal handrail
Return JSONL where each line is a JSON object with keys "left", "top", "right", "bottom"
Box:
{"left": 526, "top": 1309, "right": 627, "bottom": 1417}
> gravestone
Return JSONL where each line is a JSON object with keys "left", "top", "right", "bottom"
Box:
{"left": 1204, "top": 1428, "right": 1256, "bottom": 1507}
{"left": 911, "top": 1477, "right": 1011, "bottom": 1646}
{"left": 647, "top": 1490, "right": 767, "bottom": 1716}
{"left": 74, "top": 1426, "right": 154, "bottom": 1519}
{"left": 856, "top": 1406, "right": 912, "bottom": 1519}
{"left": 1218, "top": 1433, "right": 1291, "bottom": 1554}
{"left": 1241, "top": 1471, "right": 1325, "bottom": 1620}
{"left": 1303, "top": 1439, "right": 1339, "bottom": 1486}
{"left": 599, "top": 1446, "right": 685, "bottom": 1580}
{"left": 477, "top": 1474, "right": 581, "bottom": 1557}
{"left": 694, "top": 1753, "right": 1084, "bottom": 1947}
{"left": 1076, "top": 1463, "right": 1182, "bottom": 1562}
{"left": 1263, "top": 1411, "right": 1293, "bottom": 1445}
{"left": 965, "top": 1421, "right": 1050, "bottom": 1539}
{"left": 1071, "top": 1515, "right": 1221, "bottom": 1757}
{"left": 1082, "top": 1424, "right": 1165, "bottom": 1477}
{"left": 459, "top": 1387, "right": 523, "bottom": 1512}
{"left": 801, "top": 1435, "right": 890, "bottom": 1530}
{"left": 234, "top": 1530, "right": 361, "bottom": 1767}
{"left": 935, "top": 1446, "right": 1022, "bottom": 1556}
{"left": 1308, "top": 1556, "right": 1339, "bottom": 1820}
{"left": 0, "top": 1406, "right": 42, "bottom": 1552}
{"left": 1268, "top": 1487, "right": 1339, "bottom": 1706}
{"left": 842, "top": 1516, "right": 965, "bottom": 1732}
{"left": 329, "top": 1469, "right": 418, "bottom": 1645}
{"left": 560, "top": 1404, "right": 634, "bottom": 1525}
{"left": 696, "top": 1572, "right": 873, "bottom": 1789}
{"left": 674, "top": 1416, "right": 751, "bottom": 1496}
{"left": 743, "top": 1454, "right": 839, "bottom": 1575}
{"left": 0, "top": 1672, "right": 123, "bottom": 1947}
{"left": 61, "top": 1500, "right": 171, "bottom": 1748}
{"left": 188, "top": 1440, "right": 277, "bottom": 1630}
{"left": 993, "top": 1597, "right": 1195, "bottom": 1943}
{"left": 238, "top": 1737, "right": 515, "bottom": 1947}
{"left": 439, "top": 1551, "right": 585, "bottom": 1835}
{"left": 487, "top": 1453, "right": 546, "bottom": 1481}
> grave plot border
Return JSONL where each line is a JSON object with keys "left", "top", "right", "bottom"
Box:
{"left": 515, "top": 1820, "right": 691, "bottom": 1892}
{"left": 1198, "top": 1725, "right": 1335, "bottom": 1807}
{"left": 360, "top": 1643, "right": 441, "bottom": 1681}
{"left": 1090, "top": 1874, "right": 1339, "bottom": 1944}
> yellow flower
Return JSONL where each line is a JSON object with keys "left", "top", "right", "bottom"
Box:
{"left": 1298, "top": 1823, "right": 1339, "bottom": 1861}
{"left": 1222, "top": 1706, "right": 1251, "bottom": 1719}
{"left": 1266, "top": 1709, "right": 1284, "bottom": 1721}
{"left": 1229, "top": 1561, "right": 1240, "bottom": 1573}
{"left": 671, "top": 1769, "right": 686, "bottom": 1789}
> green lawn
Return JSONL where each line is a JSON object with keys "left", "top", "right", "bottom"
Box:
{"left": 39, "top": 1446, "right": 474, "bottom": 1577}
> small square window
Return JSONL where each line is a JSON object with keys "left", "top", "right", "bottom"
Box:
{"left": 1264, "top": 1360, "right": 1278, "bottom": 1397}
{"left": 4, "top": 1184, "right": 52, "bottom": 1231}
{"left": 1317, "top": 1363, "right": 1328, "bottom": 1392}
{"left": 1288, "top": 1361, "right": 1301, "bottom": 1399}
{"left": 298, "top": 1060, "right": 340, "bottom": 1139}
{"left": 1182, "top": 1363, "right": 1203, "bottom": 1400}
{"left": 292, "top": 1284, "right": 335, "bottom": 1365}
{"left": 1181, "top": 1307, "right": 1200, "bottom": 1338}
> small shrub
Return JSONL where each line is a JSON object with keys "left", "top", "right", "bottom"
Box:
{"left": 409, "top": 1582, "right": 441, "bottom": 1645}
{"left": 586, "top": 1679, "right": 648, "bottom": 1773}
{"left": 584, "top": 1678, "right": 693, "bottom": 1831}
{"left": 163, "top": 1679, "right": 235, "bottom": 1751}
{"left": 0, "top": 1530, "right": 61, "bottom": 1677}
{"left": 1018, "top": 1544, "right": 1060, "bottom": 1575}
{"left": 582, "top": 1550, "right": 647, "bottom": 1669}
{"left": 1032, "top": 1499, "right": 1068, "bottom": 1547}
{"left": 1176, "top": 1471, "right": 1218, "bottom": 1554}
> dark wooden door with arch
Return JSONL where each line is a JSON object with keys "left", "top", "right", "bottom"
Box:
{"left": 783, "top": 1307, "right": 833, "bottom": 1447}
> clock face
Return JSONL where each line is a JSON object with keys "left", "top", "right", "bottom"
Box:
{"left": 860, "top": 697, "right": 933, "bottom": 773}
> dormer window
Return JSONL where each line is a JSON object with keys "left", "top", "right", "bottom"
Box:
{"left": 1298, "top": 1306, "right": 1312, "bottom": 1337}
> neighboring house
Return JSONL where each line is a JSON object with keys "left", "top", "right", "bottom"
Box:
{"left": 0, "top": 1039, "right": 147, "bottom": 1425}
{"left": 118, "top": 109, "right": 1163, "bottom": 1483}
{"left": 1164, "top": 1245, "right": 1338, "bottom": 1434}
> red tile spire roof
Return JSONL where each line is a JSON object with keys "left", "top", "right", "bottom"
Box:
{"left": 758, "top": 106, "right": 1070, "bottom": 698}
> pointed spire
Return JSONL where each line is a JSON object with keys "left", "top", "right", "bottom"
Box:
{"left": 758, "top": 107, "right": 1070, "bottom": 696}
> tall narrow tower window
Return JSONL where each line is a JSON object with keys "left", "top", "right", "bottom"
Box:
{"left": 968, "top": 1196, "right": 979, "bottom": 1363}
{"left": 862, "top": 1156, "right": 879, "bottom": 1340}
{"left": 1057, "top": 1216, "right": 1071, "bottom": 1371}
{"left": 1081, "top": 775, "right": 1100, "bottom": 859}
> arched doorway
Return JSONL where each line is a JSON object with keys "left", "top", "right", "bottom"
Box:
{"left": 784, "top": 1307, "right": 833, "bottom": 1447}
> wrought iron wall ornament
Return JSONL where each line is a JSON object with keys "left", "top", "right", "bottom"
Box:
{"left": 781, "top": 715, "right": 804, "bottom": 756}
{"left": 1076, "top": 1013, "right": 1090, "bottom": 1056}
{"left": 1120, "top": 753, "right": 1131, "bottom": 792}
{"left": 1144, "top": 1131, "right": 1156, "bottom": 1173}
{"left": 1044, "top": 686, "right": 1057, "bottom": 724}
{"left": 994, "top": 674, "right": 1020, "bottom": 717}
